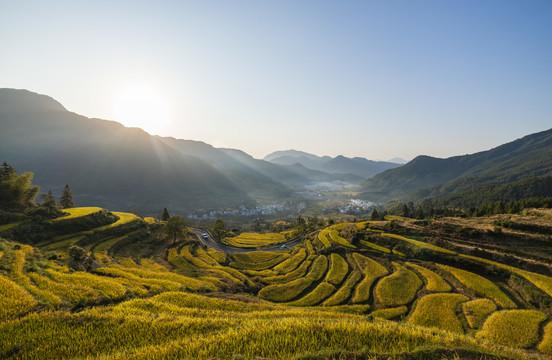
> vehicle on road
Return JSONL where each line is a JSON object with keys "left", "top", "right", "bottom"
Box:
{"left": 202, "top": 233, "right": 209, "bottom": 240}
{"left": 280, "top": 244, "right": 289, "bottom": 250}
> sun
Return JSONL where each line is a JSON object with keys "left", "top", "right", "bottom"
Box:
{"left": 113, "top": 86, "right": 170, "bottom": 135}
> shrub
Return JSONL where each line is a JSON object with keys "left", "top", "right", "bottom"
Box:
{"left": 462, "top": 298, "right": 497, "bottom": 329}
{"left": 477, "top": 310, "right": 547, "bottom": 348}
{"left": 408, "top": 293, "right": 469, "bottom": 333}
{"left": 374, "top": 263, "right": 422, "bottom": 307}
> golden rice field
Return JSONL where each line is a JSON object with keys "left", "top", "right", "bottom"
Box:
{"left": 2, "top": 207, "right": 552, "bottom": 358}
{"left": 220, "top": 232, "right": 287, "bottom": 248}
{"left": 51, "top": 207, "right": 103, "bottom": 221}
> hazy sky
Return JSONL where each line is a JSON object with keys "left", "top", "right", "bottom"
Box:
{"left": 1, "top": 1, "right": 551, "bottom": 161}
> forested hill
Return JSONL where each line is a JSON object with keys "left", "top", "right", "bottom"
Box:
{"left": 361, "top": 128, "right": 552, "bottom": 203}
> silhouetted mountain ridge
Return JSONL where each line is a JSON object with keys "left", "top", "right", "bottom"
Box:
{"left": 263, "top": 150, "right": 400, "bottom": 178}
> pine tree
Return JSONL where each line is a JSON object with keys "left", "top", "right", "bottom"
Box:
{"left": 161, "top": 208, "right": 170, "bottom": 221}
{"left": 60, "top": 184, "right": 74, "bottom": 209}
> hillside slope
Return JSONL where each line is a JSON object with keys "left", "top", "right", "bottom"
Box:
{"left": 361, "top": 128, "right": 552, "bottom": 202}
{"left": 0, "top": 89, "right": 252, "bottom": 213}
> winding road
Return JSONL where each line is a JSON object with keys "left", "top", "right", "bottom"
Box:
{"left": 191, "top": 228, "right": 304, "bottom": 254}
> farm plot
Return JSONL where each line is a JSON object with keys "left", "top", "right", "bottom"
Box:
{"left": 221, "top": 232, "right": 286, "bottom": 248}
{"left": 374, "top": 262, "right": 422, "bottom": 307}
{"left": 408, "top": 293, "right": 469, "bottom": 333}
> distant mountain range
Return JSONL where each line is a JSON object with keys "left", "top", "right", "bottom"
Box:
{"left": 2, "top": 89, "right": 550, "bottom": 215}
{"left": 361, "top": 128, "right": 552, "bottom": 205}
{"left": 0, "top": 89, "right": 390, "bottom": 215}
{"left": 263, "top": 150, "right": 401, "bottom": 178}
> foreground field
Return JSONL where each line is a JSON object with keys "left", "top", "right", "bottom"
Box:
{"left": 1, "top": 207, "right": 552, "bottom": 359}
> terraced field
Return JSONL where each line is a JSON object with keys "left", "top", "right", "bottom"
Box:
{"left": 2, "top": 207, "right": 552, "bottom": 359}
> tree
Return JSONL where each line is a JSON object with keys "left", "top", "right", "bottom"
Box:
{"left": 211, "top": 219, "right": 227, "bottom": 240}
{"left": 163, "top": 215, "right": 187, "bottom": 243}
{"left": 60, "top": 184, "right": 74, "bottom": 209}
{"left": 40, "top": 190, "right": 58, "bottom": 211}
{"left": 371, "top": 209, "right": 379, "bottom": 221}
{"left": 161, "top": 207, "right": 170, "bottom": 221}
{"left": 0, "top": 162, "right": 40, "bottom": 210}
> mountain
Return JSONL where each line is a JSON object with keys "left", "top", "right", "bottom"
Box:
{"left": 263, "top": 150, "right": 400, "bottom": 178}
{"left": 0, "top": 89, "right": 253, "bottom": 214}
{"left": 0, "top": 89, "right": 363, "bottom": 215}
{"left": 361, "top": 128, "right": 552, "bottom": 202}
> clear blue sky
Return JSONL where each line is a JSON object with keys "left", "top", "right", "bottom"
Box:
{"left": 1, "top": 0, "right": 551, "bottom": 161}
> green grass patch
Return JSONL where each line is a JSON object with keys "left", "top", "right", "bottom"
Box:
{"left": 287, "top": 282, "right": 336, "bottom": 306}
{"left": 325, "top": 253, "right": 349, "bottom": 286}
{"left": 462, "top": 298, "right": 497, "bottom": 329}
{"left": 408, "top": 293, "right": 469, "bottom": 333}
{"left": 406, "top": 262, "right": 451, "bottom": 292}
{"left": 221, "top": 232, "right": 286, "bottom": 248}
{"left": 477, "top": 310, "right": 547, "bottom": 348}
{"left": 374, "top": 262, "right": 422, "bottom": 307}
{"left": 257, "top": 277, "right": 313, "bottom": 302}
{"left": 437, "top": 264, "right": 516, "bottom": 309}
{"left": 351, "top": 253, "right": 389, "bottom": 304}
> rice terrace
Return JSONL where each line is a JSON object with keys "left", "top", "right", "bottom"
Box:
{"left": 2, "top": 204, "right": 552, "bottom": 359}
